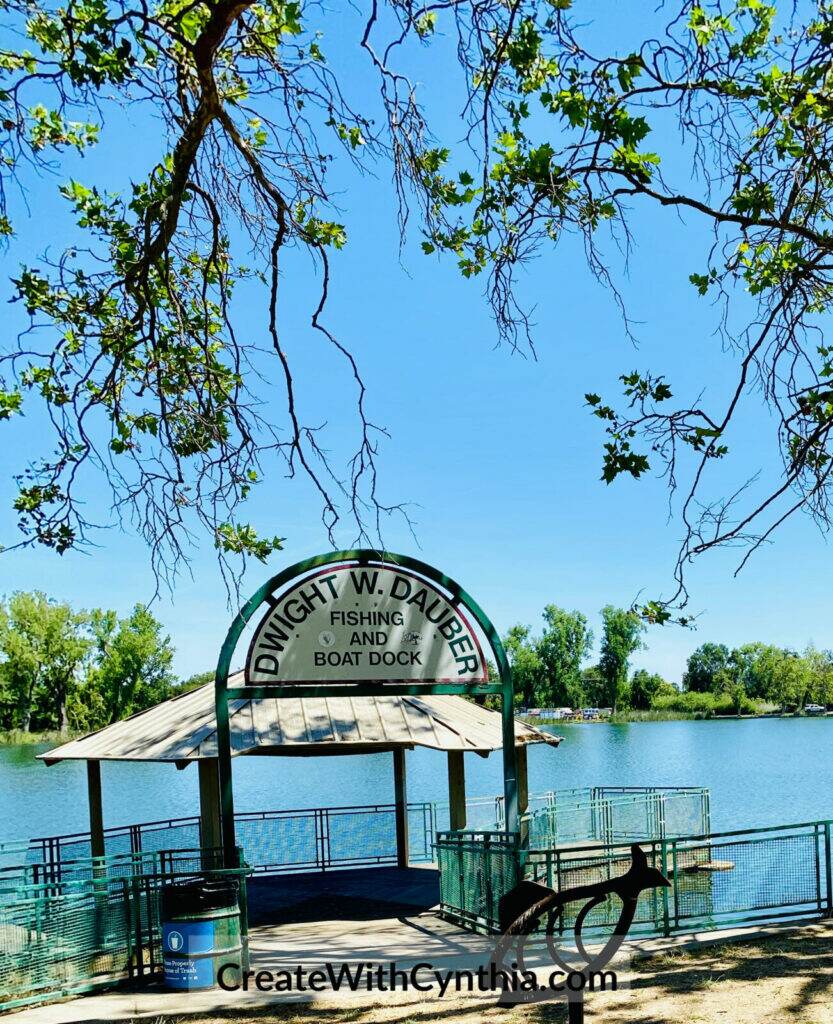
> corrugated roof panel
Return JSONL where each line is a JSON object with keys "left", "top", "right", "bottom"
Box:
{"left": 39, "top": 683, "right": 561, "bottom": 763}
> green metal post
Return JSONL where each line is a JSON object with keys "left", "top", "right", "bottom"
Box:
{"left": 237, "top": 846, "right": 250, "bottom": 971}
{"left": 660, "top": 839, "right": 671, "bottom": 937}
{"left": 500, "top": 668, "right": 519, "bottom": 835}
{"left": 483, "top": 833, "right": 493, "bottom": 930}
{"left": 215, "top": 685, "right": 236, "bottom": 867}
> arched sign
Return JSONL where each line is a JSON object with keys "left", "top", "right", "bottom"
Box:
{"left": 214, "top": 550, "right": 518, "bottom": 864}
{"left": 245, "top": 563, "right": 488, "bottom": 685}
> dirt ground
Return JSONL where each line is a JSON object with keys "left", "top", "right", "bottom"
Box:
{"left": 136, "top": 925, "right": 833, "bottom": 1024}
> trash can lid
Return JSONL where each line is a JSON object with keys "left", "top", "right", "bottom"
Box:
{"left": 160, "top": 878, "right": 239, "bottom": 917}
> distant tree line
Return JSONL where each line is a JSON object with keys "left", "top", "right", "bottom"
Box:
{"left": 674, "top": 642, "right": 833, "bottom": 715}
{"left": 503, "top": 605, "right": 653, "bottom": 713}
{"left": 0, "top": 591, "right": 187, "bottom": 735}
{"left": 504, "top": 607, "right": 833, "bottom": 717}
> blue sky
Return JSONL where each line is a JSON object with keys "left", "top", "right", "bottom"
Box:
{"left": 0, "top": 1, "right": 829, "bottom": 684}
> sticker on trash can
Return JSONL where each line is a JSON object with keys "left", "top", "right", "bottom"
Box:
{"left": 163, "top": 952, "right": 215, "bottom": 989}
{"left": 163, "top": 920, "right": 214, "bottom": 954}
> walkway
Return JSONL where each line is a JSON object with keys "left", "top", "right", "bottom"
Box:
{"left": 4, "top": 866, "right": 491, "bottom": 1023}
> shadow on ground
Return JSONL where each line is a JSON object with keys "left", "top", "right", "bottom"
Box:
{"left": 246, "top": 867, "right": 441, "bottom": 927}
{"left": 34, "top": 922, "right": 833, "bottom": 1024}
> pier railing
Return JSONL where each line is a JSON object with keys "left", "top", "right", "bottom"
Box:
{"left": 436, "top": 819, "right": 833, "bottom": 935}
{"left": 22, "top": 802, "right": 437, "bottom": 880}
{"left": 18, "top": 787, "right": 709, "bottom": 880}
{"left": 0, "top": 846, "right": 249, "bottom": 1012}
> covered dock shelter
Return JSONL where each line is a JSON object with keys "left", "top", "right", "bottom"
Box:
{"left": 40, "top": 674, "right": 561, "bottom": 884}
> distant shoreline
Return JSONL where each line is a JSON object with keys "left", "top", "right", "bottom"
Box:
{"left": 520, "top": 711, "right": 832, "bottom": 725}
{"left": 0, "top": 729, "right": 78, "bottom": 746}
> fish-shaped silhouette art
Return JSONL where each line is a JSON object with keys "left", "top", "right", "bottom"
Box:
{"left": 491, "top": 843, "right": 670, "bottom": 1009}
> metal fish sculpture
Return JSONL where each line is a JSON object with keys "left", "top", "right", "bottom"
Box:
{"left": 491, "top": 843, "right": 670, "bottom": 1016}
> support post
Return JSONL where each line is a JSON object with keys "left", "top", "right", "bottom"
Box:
{"left": 568, "top": 990, "right": 585, "bottom": 1024}
{"left": 447, "top": 751, "right": 467, "bottom": 831}
{"left": 87, "top": 760, "right": 106, "bottom": 941}
{"left": 516, "top": 745, "right": 529, "bottom": 845}
{"left": 215, "top": 671, "right": 237, "bottom": 868}
{"left": 500, "top": 675, "right": 519, "bottom": 834}
{"left": 198, "top": 758, "right": 223, "bottom": 867}
{"left": 393, "top": 748, "right": 409, "bottom": 868}
{"left": 87, "top": 760, "right": 105, "bottom": 861}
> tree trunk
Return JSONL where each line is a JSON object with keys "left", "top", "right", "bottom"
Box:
{"left": 58, "top": 681, "right": 69, "bottom": 734}
{"left": 20, "top": 678, "right": 36, "bottom": 732}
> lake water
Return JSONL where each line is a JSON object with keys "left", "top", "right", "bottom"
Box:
{"left": 1, "top": 718, "right": 832, "bottom": 843}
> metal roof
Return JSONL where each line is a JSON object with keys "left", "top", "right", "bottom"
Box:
{"left": 40, "top": 675, "right": 561, "bottom": 764}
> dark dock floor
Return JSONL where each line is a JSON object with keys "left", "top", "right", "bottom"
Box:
{"left": 245, "top": 865, "right": 441, "bottom": 927}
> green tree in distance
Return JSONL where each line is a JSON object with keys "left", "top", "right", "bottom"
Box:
{"left": 0, "top": 592, "right": 89, "bottom": 732}
{"left": 580, "top": 664, "right": 606, "bottom": 707}
{"left": 2, "top": 3, "right": 833, "bottom": 607}
{"left": 503, "top": 624, "right": 542, "bottom": 707}
{"left": 683, "top": 643, "right": 731, "bottom": 693}
{"left": 629, "top": 668, "right": 670, "bottom": 711}
{"left": 536, "top": 605, "right": 593, "bottom": 707}
{"left": 599, "top": 606, "right": 646, "bottom": 711}
{"left": 89, "top": 605, "right": 175, "bottom": 723}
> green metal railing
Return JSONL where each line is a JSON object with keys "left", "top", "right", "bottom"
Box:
{"left": 24, "top": 802, "right": 437, "bottom": 879}
{"left": 437, "top": 819, "right": 833, "bottom": 936}
{"left": 0, "top": 846, "right": 249, "bottom": 1012}
{"left": 522, "top": 787, "right": 711, "bottom": 847}
{"left": 21, "top": 788, "right": 709, "bottom": 881}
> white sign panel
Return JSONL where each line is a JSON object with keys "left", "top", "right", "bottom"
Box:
{"left": 244, "top": 563, "right": 487, "bottom": 686}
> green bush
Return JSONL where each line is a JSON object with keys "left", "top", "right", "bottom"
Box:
{"left": 650, "top": 690, "right": 760, "bottom": 717}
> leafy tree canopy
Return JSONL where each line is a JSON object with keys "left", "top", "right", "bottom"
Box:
{"left": 3, "top": 1, "right": 833, "bottom": 605}
{"left": 598, "top": 605, "right": 645, "bottom": 710}
{"left": 0, "top": 592, "right": 175, "bottom": 732}
{"left": 536, "top": 604, "right": 593, "bottom": 707}
{"left": 682, "top": 642, "right": 731, "bottom": 692}
{"left": 630, "top": 668, "right": 669, "bottom": 710}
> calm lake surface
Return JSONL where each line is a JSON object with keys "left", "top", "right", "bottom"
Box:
{"left": 1, "top": 717, "right": 831, "bottom": 843}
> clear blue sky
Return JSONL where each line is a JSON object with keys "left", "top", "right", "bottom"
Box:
{"left": 0, "top": 2, "right": 828, "bottom": 684}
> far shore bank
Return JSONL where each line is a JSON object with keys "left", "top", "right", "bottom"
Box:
{"left": 0, "top": 728, "right": 80, "bottom": 746}
{"left": 520, "top": 710, "right": 832, "bottom": 725}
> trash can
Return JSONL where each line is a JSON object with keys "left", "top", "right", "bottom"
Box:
{"left": 160, "top": 879, "right": 241, "bottom": 991}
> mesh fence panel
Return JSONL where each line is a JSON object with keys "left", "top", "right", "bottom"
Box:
{"left": 235, "top": 812, "right": 319, "bottom": 872}
{"left": 327, "top": 808, "right": 397, "bottom": 865}
{"left": 525, "top": 844, "right": 666, "bottom": 934}
{"left": 436, "top": 831, "right": 520, "bottom": 932}
{"left": 523, "top": 790, "right": 710, "bottom": 847}
{"left": 408, "top": 804, "right": 435, "bottom": 862}
{"left": 440, "top": 822, "right": 832, "bottom": 939}
{"left": 0, "top": 849, "right": 244, "bottom": 1011}
{"left": 671, "top": 829, "right": 825, "bottom": 927}
{"left": 0, "top": 886, "right": 131, "bottom": 1008}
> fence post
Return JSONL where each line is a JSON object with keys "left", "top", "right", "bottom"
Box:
{"left": 123, "top": 879, "right": 134, "bottom": 978}
{"left": 131, "top": 876, "right": 144, "bottom": 977}
{"left": 236, "top": 846, "right": 250, "bottom": 971}
{"left": 483, "top": 834, "right": 493, "bottom": 931}
{"left": 457, "top": 835, "right": 465, "bottom": 925}
{"left": 660, "top": 839, "right": 671, "bottom": 937}
{"left": 824, "top": 822, "right": 833, "bottom": 917}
